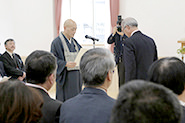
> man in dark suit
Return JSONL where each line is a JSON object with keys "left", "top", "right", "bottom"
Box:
{"left": 25, "top": 50, "right": 62, "bottom": 123}
{"left": 0, "top": 39, "right": 25, "bottom": 80}
{"left": 122, "top": 17, "right": 158, "bottom": 82}
{"left": 59, "top": 48, "right": 116, "bottom": 123}
{"left": 107, "top": 25, "right": 127, "bottom": 87}
{"left": 147, "top": 57, "right": 185, "bottom": 123}
{"left": 0, "top": 61, "right": 6, "bottom": 77}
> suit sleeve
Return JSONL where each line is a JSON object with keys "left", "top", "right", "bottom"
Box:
{"left": 0, "top": 61, "right": 6, "bottom": 77}
{"left": 154, "top": 43, "right": 158, "bottom": 61}
{"left": 107, "top": 34, "right": 115, "bottom": 44}
{"left": 55, "top": 104, "right": 62, "bottom": 123}
{"left": 124, "top": 41, "right": 136, "bottom": 82}
{"left": 59, "top": 105, "right": 66, "bottom": 123}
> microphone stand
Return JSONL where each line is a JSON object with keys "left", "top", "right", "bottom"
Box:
{"left": 85, "top": 35, "right": 99, "bottom": 48}
{"left": 92, "top": 39, "right": 95, "bottom": 48}
{"left": 86, "top": 38, "right": 96, "bottom": 48}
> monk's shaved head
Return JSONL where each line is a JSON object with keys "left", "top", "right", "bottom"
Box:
{"left": 64, "top": 19, "right": 76, "bottom": 28}
{"left": 63, "top": 19, "right": 77, "bottom": 39}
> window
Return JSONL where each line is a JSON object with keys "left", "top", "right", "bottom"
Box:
{"left": 60, "top": 0, "right": 110, "bottom": 45}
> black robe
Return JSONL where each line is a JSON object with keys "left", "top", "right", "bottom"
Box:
{"left": 51, "top": 33, "right": 82, "bottom": 102}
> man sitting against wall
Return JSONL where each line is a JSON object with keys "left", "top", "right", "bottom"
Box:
{"left": 0, "top": 39, "right": 25, "bottom": 80}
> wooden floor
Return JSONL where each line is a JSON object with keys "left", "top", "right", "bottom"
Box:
{"left": 48, "top": 66, "right": 119, "bottom": 99}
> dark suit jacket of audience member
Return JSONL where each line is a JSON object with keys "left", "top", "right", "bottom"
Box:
{"left": 123, "top": 31, "right": 158, "bottom": 82}
{"left": 60, "top": 87, "right": 115, "bottom": 123}
{"left": 181, "top": 106, "right": 185, "bottom": 123}
{"left": 0, "top": 51, "right": 24, "bottom": 79}
{"left": 107, "top": 32, "right": 127, "bottom": 64}
{"left": 0, "top": 61, "right": 6, "bottom": 77}
{"left": 33, "top": 87, "right": 62, "bottom": 123}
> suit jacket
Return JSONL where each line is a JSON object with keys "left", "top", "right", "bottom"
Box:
{"left": 0, "top": 61, "right": 6, "bottom": 77}
{"left": 107, "top": 32, "right": 127, "bottom": 64}
{"left": 123, "top": 31, "right": 158, "bottom": 82}
{"left": 0, "top": 51, "right": 24, "bottom": 79}
{"left": 33, "top": 87, "right": 63, "bottom": 123}
{"left": 59, "top": 87, "right": 115, "bottom": 123}
{"left": 181, "top": 105, "right": 185, "bottom": 123}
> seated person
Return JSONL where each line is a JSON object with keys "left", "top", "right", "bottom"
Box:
{"left": 0, "top": 39, "right": 25, "bottom": 80}
{"left": 110, "top": 80, "right": 182, "bottom": 123}
{"left": 25, "top": 50, "right": 63, "bottom": 123}
{"left": 59, "top": 48, "right": 116, "bottom": 123}
{"left": 147, "top": 57, "right": 185, "bottom": 123}
{"left": 0, "top": 80, "right": 43, "bottom": 123}
{"left": 0, "top": 61, "right": 6, "bottom": 77}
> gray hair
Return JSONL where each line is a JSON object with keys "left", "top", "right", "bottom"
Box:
{"left": 80, "top": 48, "right": 115, "bottom": 86}
{"left": 122, "top": 17, "right": 138, "bottom": 28}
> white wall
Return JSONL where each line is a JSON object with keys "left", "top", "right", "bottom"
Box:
{"left": 0, "top": 0, "right": 54, "bottom": 56}
{"left": 120, "top": 0, "right": 185, "bottom": 57}
{"left": 1, "top": 0, "right": 185, "bottom": 57}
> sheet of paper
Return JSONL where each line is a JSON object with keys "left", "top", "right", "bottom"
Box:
{"left": 0, "top": 76, "right": 11, "bottom": 82}
{"left": 75, "top": 48, "right": 88, "bottom": 66}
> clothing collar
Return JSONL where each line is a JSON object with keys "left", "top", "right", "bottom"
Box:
{"left": 6, "top": 50, "right": 13, "bottom": 58}
{"left": 131, "top": 29, "right": 140, "bottom": 36}
{"left": 62, "top": 32, "right": 72, "bottom": 44}
{"left": 95, "top": 87, "right": 107, "bottom": 93}
{"left": 25, "top": 82, "right": 48, "bottom": 94}
{"left": 180, "top": 100, "right": 185, "bottom": 106}
{"left": 82, "top": 87, "right": 107, "bottom": 95}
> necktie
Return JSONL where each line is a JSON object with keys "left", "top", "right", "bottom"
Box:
{"left": 12, "top": 54, "right": 18, "bottom": 67}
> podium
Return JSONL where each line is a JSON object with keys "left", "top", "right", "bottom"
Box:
{"left": 177, "top": 40, "right": 185, "bottom": 60}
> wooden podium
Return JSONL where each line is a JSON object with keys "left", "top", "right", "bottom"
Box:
{"left": 177, "top": 40, "right": 185, "bottom": 60}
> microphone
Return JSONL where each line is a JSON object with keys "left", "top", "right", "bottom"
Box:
{"left": 85, "top": 35, "right": 99, "bottom": 41}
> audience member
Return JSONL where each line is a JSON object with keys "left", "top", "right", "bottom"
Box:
{"left": 122, "top": 17, "right": 158, "bottom": 82}
{"left": 0, "top": 39, "right": 25, "bottom": 80}
{"left": 0, "top": 61, "right": 6, "bottom": 77}
{"left": 147, "top": 57, "right": 185, "bottom": 123}
{"left": 25, "top": 50, "right": 63, "bottom": 123}
{"left": 110, "top": 80, "right": 182, "bottom": 123}
{"left": 107, "top": 25, "right": 127, "bottom": 87}
{"left": 51, "top": 19, "right": 82, "bottom": 102}
{"left": 0, "top": 44, "right": 6, "bottom": 78}
{"left": 0, "top": 80, "right": 43, "bottom": 123}
{"left": 59, "top": 48, "right": 116, "bottom": 123}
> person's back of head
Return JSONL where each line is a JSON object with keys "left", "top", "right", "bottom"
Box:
{"left": 80, "top": 48, "right": 115, "bottom": 87}
{"left": 0, "top": 80, "right": 43, "bottom": 123}
{"left": 147, "top": 57, "right": 185, "bottom": 95}
{"left": 110, "top": 80, "right": 182, "bottom": 123}
{"left": 25, "top": 50, "right": 57, "bottom": 85}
